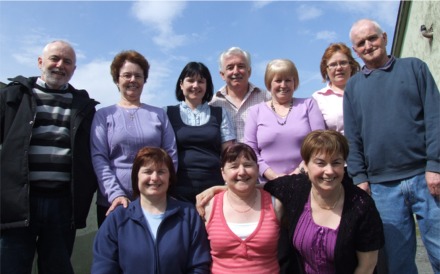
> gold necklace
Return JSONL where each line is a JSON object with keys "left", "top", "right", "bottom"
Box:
{"left": 270, "top": 99, "right": 293, "bottom": 126}
{"left": 311, "top": 184, "right": 343, "bottom": 210}
{"left": 226, "top": 190, "right": 258, "bottom": 213}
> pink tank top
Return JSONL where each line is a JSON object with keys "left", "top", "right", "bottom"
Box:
{"left": 207, "top": 189, "right": 280, "bottom": 274}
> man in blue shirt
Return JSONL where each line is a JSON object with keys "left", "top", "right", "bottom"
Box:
{"left": 344, "top": 19, "right": 440, "bottom": 273}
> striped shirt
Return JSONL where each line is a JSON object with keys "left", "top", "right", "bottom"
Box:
{"left": 207, "top": 189, "right": 280, "bottom": 274}
{"left": 209, "top": 83, "right": 271, "bottom": 142}
{"left": 29, "top": 78, "right": 72, "bottom": 190}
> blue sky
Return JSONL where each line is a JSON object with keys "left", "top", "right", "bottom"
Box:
{"left": 0, "top": 0, "right": 400, "bottom": 109}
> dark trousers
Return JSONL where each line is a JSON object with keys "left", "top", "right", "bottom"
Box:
{"left": 0, "top": 195, "right": 75, "bottom": 274}
{"left": 97, "top": 205, "right": 109, "bottom": 228}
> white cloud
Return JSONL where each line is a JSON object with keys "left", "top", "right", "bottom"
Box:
{"left": 152, "top": 32, "right": 187, "bottom": 51}
{"left": 11, "top": 33, "right": 53, "bottom": 67}
{"left": 335, "top": 1, "right": 399, "bottom": 29}
{"left": 131, "top": 1, "right": 188, "bottom": 50}
{"left": 70, "top": 60, "right": 115, "bottom": 108}
{"left": 252, "top": 1, "right": 273, "bottom": 10}
{"left": 10, "top": 32, "right": 86, "bottom": 68}
{"left": 296, "top": 4, "right": 323, "bottom": 21}
{"left": 142, "top": 58, "right": 175, "bottom": 106}
{"left": 315, "top": 30, "right": 338, "bottom": 42}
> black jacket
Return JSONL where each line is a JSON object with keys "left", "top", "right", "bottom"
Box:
{"left": 0, "top": 76, "right": 99, "bottom": 230}
{"left": 265, "top": 173, "right": 384, "bottom": 274}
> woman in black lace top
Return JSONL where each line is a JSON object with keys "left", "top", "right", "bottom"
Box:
{"left": 264, "top": 130, "right": 384, "bottom": 274}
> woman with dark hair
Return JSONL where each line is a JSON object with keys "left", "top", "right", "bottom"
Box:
{"left": 166, "top": 62, "right": 235, "bottom": 204}
{"left": 203, "top": 143, "right": 282, "bottom": 273}
{"left": 312, "top": 43, "right": 360, "bottom": 134}
{"left": 92, "top": 147, "right": 211, "bottom": 274}
{"left": 91, "top": 50, "right": 177, "bottom": 226}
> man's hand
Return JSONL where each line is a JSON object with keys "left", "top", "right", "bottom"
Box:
{"left": 196, "top": 185, "right": 227, "bottom": 219}
{"left": 106, "top": 196, "right": 130, "bottom": 216}
{"left": 426, "top": 171, "right": 440, "bottom": 199}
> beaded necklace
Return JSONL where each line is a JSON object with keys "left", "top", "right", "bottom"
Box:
{"left": 270, "top": 99, "right": 293, "bottom": 126}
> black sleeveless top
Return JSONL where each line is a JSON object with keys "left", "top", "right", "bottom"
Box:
{"left": 167, "top": 105, "right": 224, "bottom": 203}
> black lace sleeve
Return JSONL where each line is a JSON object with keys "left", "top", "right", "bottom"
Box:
{"left": 264, "top": 174, "right": 309, "bottom": 204}
{"left": 354, "top": 191, "right": 385, "bottom": 252}
{"left": 264, "top": 173, "right": 311, "bottom": 220}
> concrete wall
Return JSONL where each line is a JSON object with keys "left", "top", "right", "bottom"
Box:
{"left": 399, "top": 1, "right": 440, "bottom": 85}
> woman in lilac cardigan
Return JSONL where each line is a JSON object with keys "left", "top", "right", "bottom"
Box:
{"left": 244, "top": 59, "right": 325, "bottom": 183}
{"left": 90, "top": 50, "right": 177, "bottom": 226}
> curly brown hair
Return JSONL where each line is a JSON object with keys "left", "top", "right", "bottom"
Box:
{"left": 110, "top": 50, "right": 150, "bottom": 84}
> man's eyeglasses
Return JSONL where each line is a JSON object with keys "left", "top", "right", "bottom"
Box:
{"left": 327, "top": 61, "right": 350, "bottom": 70}
{"left": 119, "top": 73, "right": 144, "bottom": 81}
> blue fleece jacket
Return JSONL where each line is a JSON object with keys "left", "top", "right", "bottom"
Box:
{"left": 92, "top": 197, "right": 211, "bottom": 274}
{"left": 344, "top": 57, "right": 440, "bottom": 184}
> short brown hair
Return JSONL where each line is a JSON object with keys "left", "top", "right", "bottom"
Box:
{"left": 221, "top": 143, "right": 257, "bottom": 168}
{"left": 131, "top": 147, "right": 176, "bottom": 198}
{"left": 110, "top": 50, "right": 150, "bottom": 84}
{"left": 320, "top": 43, "right": 360, "bottom": 82}
{"left": 301, "top": 130, "right": 349, "bottom": 164}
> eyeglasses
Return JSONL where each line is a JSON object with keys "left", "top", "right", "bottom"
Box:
{"left": 327, "top": 61, "right": 350, "bottom": 70}
{"left": 119, "top": 73, "right": 144, "bottom": 81}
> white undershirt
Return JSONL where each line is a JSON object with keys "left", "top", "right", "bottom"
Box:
{"left": 227, "top": 222, "right": 258, "bottom": 240}
{"left": 226, "top": 195, "right": 276, "bottom": 240}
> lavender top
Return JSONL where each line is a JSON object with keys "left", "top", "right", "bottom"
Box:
{"left": 91, "top": 103, "right": 177, "bottom": 207}
{"left": 293, "top": 195, "right": 338, "bottom": 274}
{"left": 244, "top": 98, "right": 325, "bottom": 182}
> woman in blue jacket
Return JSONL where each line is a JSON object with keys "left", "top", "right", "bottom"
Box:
{"left": 92, "top": 147, "right": 211, "bottom": 274}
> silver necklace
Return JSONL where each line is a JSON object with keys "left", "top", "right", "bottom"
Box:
{"left": 127, "top": 107, "right": 140, "bottom": 120}
{"left": 271, "top": 99, "right": 293, "bottom": 126}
